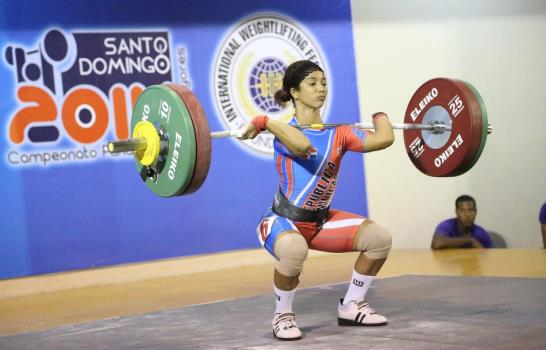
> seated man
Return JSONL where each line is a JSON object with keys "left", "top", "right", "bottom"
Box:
{"left": 431, "top": 195, "right": 493, "bottom": 249}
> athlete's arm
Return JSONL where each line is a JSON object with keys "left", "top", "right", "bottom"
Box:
{"left": 267, "top": 119, "right": 311, "bottom": 156}
{"left": 362, "top": 113, "right": 394, "bottom": 152}
{"left": 239, "top": 117, "right": 311, "bottom": 157}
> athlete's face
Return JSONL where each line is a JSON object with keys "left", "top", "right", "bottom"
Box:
{"left": 291, "top": 70, "right": 327, "bottom": 109}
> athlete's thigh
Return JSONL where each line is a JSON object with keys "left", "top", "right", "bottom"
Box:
{"left": 257, "top": 208, "right": 301, "bottom": 258}
{"left": 308, "top": 209, "right": 367, "bottom": 252}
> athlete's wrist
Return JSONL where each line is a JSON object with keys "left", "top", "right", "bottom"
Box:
{"left": 251, "top": 115, "right": 269, "bottom": 133}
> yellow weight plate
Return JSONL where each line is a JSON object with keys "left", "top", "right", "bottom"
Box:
{"left": 132, "top": 120, "right": 160, "bottom": 166}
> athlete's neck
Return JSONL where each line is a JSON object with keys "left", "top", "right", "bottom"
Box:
{"left": 294, "top": 105, "right": 322, "bottom": 125}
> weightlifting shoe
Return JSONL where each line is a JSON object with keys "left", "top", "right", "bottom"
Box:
{"left": 338, "top": 298, "right": 388, "bottom": 326}
{"left": 272, "top": 312, "right": 302, "bottom": 340}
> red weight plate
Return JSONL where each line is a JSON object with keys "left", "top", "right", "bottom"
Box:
{"left": 403, "top": 78, "right": 482, "bottom": 177}
{"left": 447, "top": 80, "right": 483, "bottom": 176}
{"left": 165, "top": 83, "right": 212, "bottom": 195}
{"left": 462, "top": 81, "right": 489, "bottom": 173}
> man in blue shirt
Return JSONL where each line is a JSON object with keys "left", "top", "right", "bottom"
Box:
{"left": 431, "top": 195, "right": 493, "bottom": 249}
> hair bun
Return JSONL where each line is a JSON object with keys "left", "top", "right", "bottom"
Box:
{"left": 274, "top": 89, "right": 291, "bottom": 107}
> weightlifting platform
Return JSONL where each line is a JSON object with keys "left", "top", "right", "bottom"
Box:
{"left": 1, "top": 275, "right": 545, "bottom": 349}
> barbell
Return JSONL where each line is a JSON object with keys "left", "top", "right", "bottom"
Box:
{"left": 108, "top": 78, "right": 491, "bottom": 197}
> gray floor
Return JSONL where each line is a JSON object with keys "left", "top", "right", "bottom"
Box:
{"left": 1, "top": 275, "right": 546, "bottom": 350}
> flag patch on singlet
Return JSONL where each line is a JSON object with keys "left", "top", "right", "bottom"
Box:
{"left": 302, "top": 147, "right": 318, "bottom": 159}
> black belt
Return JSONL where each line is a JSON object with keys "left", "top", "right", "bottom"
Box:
{"left": 272, "top": 190, "right": 329, "bottom": 226}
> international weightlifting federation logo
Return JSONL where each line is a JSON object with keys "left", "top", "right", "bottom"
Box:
{"left": 213, "top": 14, "right": 328, "bottom": 155}
{"left": 2, "top": 28, "right": 187, "bottom": 167}
{"left": 249, "top": 58, "right": 286, "bottom": 114}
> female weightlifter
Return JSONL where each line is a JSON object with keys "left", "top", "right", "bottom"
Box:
{"left": 239, "top": 60, "right": 394, "bottom": 341}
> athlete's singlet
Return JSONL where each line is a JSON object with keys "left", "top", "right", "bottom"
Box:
{"left": 257, "top": 118, "right": 370, "bottom": 256}
{"left": 274, "top": 118, "right": 368, "bottom": 211}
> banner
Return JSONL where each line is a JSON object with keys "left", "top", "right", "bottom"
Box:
{"left": 0, "top": 0, "right": 368, "bottom": 278}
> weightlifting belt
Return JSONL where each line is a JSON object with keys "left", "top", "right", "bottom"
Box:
{"left": 272, "top": 189, "right": 329, "bottom": 226}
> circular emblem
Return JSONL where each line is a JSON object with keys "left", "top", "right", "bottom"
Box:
{"left": 213, "top": 14, "right": 328, "bottom": 155}
{"left": 249, "top": 57, "right": 286, "bottom": 114}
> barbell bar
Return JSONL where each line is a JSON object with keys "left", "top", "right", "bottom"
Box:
{"left": 111, "top": 122, "right": 489, "bottom": 150}
{"left": 107, "top": 78, "right": 492, "bottom": 197}
{"left": 109, "top": 123, "right": 451, "bottom": 153}
{"left": 111, "top": 119, "right": 494, "bottom": 149}
{"left": 209, "top": 123, "right": 444, "bottom": 139}
{"left": 208, "top": 122, "right": 492, "bottom": 139}
{"left": 108, "top": 138, "right": 147, "bottom": 153}
{"left": 108, "top": 121, "right": 493, "bottom": 160}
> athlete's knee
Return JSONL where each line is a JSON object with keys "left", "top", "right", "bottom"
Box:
{"left": 274, "top": 232, "right": 309, "bottom": 277}
{"left": 355, "top": 222, "right": 392, "bottom": 260}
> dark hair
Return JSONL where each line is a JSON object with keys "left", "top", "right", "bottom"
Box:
{"left": 455, "top": 195, "right": 476, "bottom": 209}
{"left": 274, "top": 60, "right": 324, "bottom": 107}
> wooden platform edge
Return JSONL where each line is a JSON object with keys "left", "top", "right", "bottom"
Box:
{"left": 0, "top": 248, "right": 332, "bottom": 300}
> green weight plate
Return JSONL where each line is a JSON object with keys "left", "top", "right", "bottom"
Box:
{"left": 131, "top": 85, "right": 196, "bottom": 197}
{"left": 462, "top": 81, "right": 488, "bottom": 171}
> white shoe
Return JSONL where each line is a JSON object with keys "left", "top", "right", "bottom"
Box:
{"left": 338, "top": 299, "right": 388, "bottom": 326}
{"left": 272, "top": 312, "right": 302, "bottom": 340}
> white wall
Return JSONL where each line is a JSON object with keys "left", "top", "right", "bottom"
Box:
{"left": 351, "top": 0, "right": 546, "bottom": 248}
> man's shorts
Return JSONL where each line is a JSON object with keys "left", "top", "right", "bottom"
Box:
{"left": 256, "top": 207, "right": 367, "bottom": 258}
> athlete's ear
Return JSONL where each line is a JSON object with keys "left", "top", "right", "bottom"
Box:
{"left": 290, "top": 87, "right": 299, "bottom": 100}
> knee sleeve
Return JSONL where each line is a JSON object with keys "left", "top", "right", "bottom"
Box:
{"left": 354, "top": 222, "right": 392, "bottom": 259}
{"left": 274, "top": 232, "right": 309, "bottom": 277}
